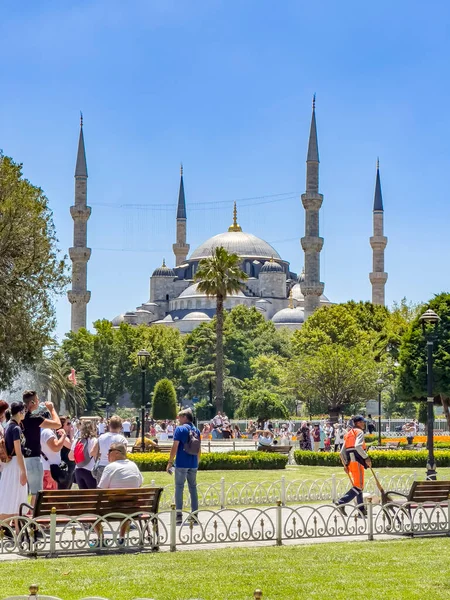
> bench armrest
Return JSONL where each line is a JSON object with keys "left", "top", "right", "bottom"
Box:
{"left": 19, "top": 502, "right": 33, "bottom": 516}
{"left": 384, "top": 491, "right": 409, "bottom": 500}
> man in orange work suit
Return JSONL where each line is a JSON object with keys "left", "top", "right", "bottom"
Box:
{"left": 334, "top": 415, "right": 372, "bottom": 517}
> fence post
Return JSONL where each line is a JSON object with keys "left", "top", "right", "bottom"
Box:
{"left": 208, "top": 440, "right": 211, "bottom": 453}
{"left": 276, "top": 501, "right": 282, "bottom": 546}
{"left": 233, "top": 440, "right": 236, "bottom": 451}
{"left": 220, "top": 477, "right": 226, "bottom": 509}
{"left": 151, "top": 479, "right": 155, "bottom": 487}
{"left": 280, "top": 476, "right": 286, "bottom": 506}
{"left": 49, "top": 507, "right": 57, "bottom": 557}
{"left": 331, "top": 473, "right": 337, "bottom": 503}
{"left": 367, "top": 498, "right": 374, "bottom": 541}
{"left": 413, "top": 470, "right": 418, "bottom": 481}
{"left": 254, "top": 590, "right": 263, "bottom": 599}
{"left": 170, "top": 504, "right": 177, "bottom": 552}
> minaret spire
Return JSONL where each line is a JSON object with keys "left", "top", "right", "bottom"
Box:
{"left": 300, "top": 97, "right": 324, "bottom": 318}
{"left": 172, "top": 164, "right": 189, "bottom": 266}
{"left": 68, "top": 115, "right": 91, "bottom": 331}
{"left": 369, "top": 159, "right": 388, "bottom": 305}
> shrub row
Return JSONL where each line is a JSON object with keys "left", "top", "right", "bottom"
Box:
{"left": 294, "top": 449, "right": 450, "bottom": 468}
{"left": 129, "top": 451, "right": 288, "bottom": 471}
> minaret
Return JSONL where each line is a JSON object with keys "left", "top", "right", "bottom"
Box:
{"left": 67, "top": 114, "right": 91, "bottom": 331}
{"left": 369, "top": 159, "right": 388, "bottom": 305}
{"left": 172, "top": 164, "right": 190, "bottom": 266}
{"left": 300, "top": 95, "right": 324, "bottom": 318}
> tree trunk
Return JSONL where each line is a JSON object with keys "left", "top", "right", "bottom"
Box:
{"left": 329, "top": 406, "right": 340, "bottom": 424}
{"left": 440, "top": 394, "right": 450, "bottom": 430}
{"left": 215, "top": 294, "right": 224, "bottom": 414}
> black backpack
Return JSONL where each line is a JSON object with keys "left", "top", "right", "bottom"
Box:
{"left": 184, "top": 425, "right": 201, "bottom": 456}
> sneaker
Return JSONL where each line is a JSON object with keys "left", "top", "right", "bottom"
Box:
{"left": 189, "top": 517, "right": 201, "bottom": 527}
{"left": 333, "top": 502, "right": 347, "bottom": 516}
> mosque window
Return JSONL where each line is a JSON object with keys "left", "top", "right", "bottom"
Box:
{"left": 196, "top": 299, "right": 201, "bottom": 309}
{"left": 166, "top": 294, "right": 169, "bottom": 302}
{"left": 187, "top": 300, "right": 192, "bottom": 309}
{"left": 180, "top": 300, "right": 185, "bottom": 309}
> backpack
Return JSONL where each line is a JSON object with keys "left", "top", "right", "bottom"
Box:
{"left": 0, "top": 426, "right": 11, "bottom": 464}
{"left": 184, "top": 424, "right": 201, "bottom": 456}
{"left": 74, "top": 438, "right": 91, "bottom": 467}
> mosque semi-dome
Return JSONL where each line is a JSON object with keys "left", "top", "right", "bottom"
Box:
{"left": 272, "top": 306, "right": 305, "bottom": 325}
{"left": 190, "top": 231, "right": 281, "bottom": 261}
{"left": 178, "top": 282, "right": 245, "bottom": 299}
{"left": 260, "top": 260, "right": 284, "bottom": 273}
{"left": 152, "top": 259, "right": 176, "bottom": 278}
{"left": 181, "top": 312, "right": 211, "bottom": 321}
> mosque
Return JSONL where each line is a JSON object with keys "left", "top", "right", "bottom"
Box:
{"left": 68, "top": 100, "right": 387, "bottom": 334}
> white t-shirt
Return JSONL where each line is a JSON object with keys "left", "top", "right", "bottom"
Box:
{"left": 98, "top": 459, "right": 143, "bottom": 489}
{"left": 71, "top": 437, "right": 96, "bottom": 471}
{"left": 97, "top": 422, "right": 106, "bottom": 435}
{"left": 167, "top": 424, "right": 174, "bottom": 436}
{"left": 40, "top": 429, "right": 61, "bottom": 471}
{"left": 159, "top": 431, "right": 169, "bottom": 441}
{"left": 97, "top": 432, "right": 128, "bottom": 466}
{"left": 122, "top": 420, "right": 131, "bottom": 433}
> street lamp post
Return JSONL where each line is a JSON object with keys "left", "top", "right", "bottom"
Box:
{"left": 137, "top": 350, "right": 151, "bottom": 452}
{"left": 376, "top": 378, "right": 384, "bottom": 446}
{"left": 419, "top": 309, "right": 441, "bottom": 480}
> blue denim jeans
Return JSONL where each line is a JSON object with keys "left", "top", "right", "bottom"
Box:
{"left": 175, "top": 467, "right": 198, "bottom": 514}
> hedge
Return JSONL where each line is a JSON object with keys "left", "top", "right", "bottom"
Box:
{"left": 129, "top": 451, "right": 288, "bottom": 471}
{"left": 294, "top": 449, "right": 450, "bottom": 468}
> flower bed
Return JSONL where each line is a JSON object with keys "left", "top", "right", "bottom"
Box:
{"left": 294, "top": 449, "right": 450, "bottom": 467}
{"left": 130, "top": 451, "right": 288, "bottom": 471}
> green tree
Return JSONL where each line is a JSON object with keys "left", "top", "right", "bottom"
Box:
{"left": 194, "top": 247, "right": 248, "bottom": 413}
{"left": 398, "top": 292, "right": 450, "bottom": 428}
{"left": 294, "top": 344, "right": 379, "bottom": 421}
{"left": 0, "top": 153, "right": 68, "bottom": 386}
{"left": 152, "top": 378, "right": 178, "bottom": 420}
{"left": 237, "top": 389, "right": 289, "bottom": 422}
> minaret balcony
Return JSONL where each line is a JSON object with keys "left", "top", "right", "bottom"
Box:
{"left": 67, "top": 290, "right": 91, "bottom": 304}
{"left": 70, "top": 205, "right": 91, "bottom": 222}
{"left": 301, "top": 192, "right": 323, "bottom": 211}
{"left": 69, "top": 247, "right": 92, "bottom": 262}
{"left": 369, "top": 272, "right": 388, "bottom": 284}
{"left": 300, "top": 282, "right": 325, "bottom": 296}
{"left": 369, "top": 236, "right": 388, "bottom": 251}
{"left": 301, "top": 236, "right": 324, "bottom": 253}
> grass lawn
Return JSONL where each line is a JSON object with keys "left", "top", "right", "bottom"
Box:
{"left": 2, "top": 538, "right": 450, "bottom": 599}
{"left": 142, "top": 465, "right": 450, "bottom": 487}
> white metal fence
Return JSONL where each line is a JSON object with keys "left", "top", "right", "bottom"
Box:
{"left": 148, "top": 472, "right": 418, "bottom": 509}
{"left": 1, "top": 497, "right": 449, "bottom": 558}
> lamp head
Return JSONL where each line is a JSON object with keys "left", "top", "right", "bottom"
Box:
{"left": 137, "top": 349, "right": 151, "bottom": 370}
{"left": 420, "top": 309, "right": 440, "bottom": 335}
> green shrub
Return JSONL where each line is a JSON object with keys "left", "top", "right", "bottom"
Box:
{"left": 152, "top": 378, "right": 177, "bottom": 420}
{"left": 294, "top": 449, "right": 450, "bottom": 468}
{"left": 129, "top": 451, "right": 288, "bottom": 471}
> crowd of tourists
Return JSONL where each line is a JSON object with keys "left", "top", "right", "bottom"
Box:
{"left": 0, "top": 393, "right": 203, "bottom": 536}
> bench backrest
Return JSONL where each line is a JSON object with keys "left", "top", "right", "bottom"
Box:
{"left": 408, "top": 480, "right": 450, "bottom": 503}
{"left": 33, "top": 487, "right": 163, "bottom": 518}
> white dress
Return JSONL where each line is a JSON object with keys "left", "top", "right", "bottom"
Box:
{"left": 0, "top": 456, "right": 28, "bottom": 515}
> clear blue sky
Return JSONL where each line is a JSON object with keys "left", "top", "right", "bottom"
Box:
{"left": 1, "top": 0, "right": 449, "bottom": 339}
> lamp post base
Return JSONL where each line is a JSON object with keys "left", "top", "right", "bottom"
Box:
{"left": 426, "top": 464, "right": 437, "bottom": 481}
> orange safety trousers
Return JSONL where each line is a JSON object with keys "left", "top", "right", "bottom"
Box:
{"left": 348, "top": 460, "right": 364, "bottom": 490}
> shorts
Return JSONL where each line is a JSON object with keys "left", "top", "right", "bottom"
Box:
{"left": 25, "top": 456, "right": 43, "bottom": 495}
{"left": 43, "top": 470, "right": 58, "bottom": 490}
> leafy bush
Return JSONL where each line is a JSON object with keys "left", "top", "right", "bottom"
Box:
{"left": 152, "top": 378, "right": 177, "bottom": 420}
{"left": 294, "top": 449, "right": 450, "bottom": 468}
{"left": 130, "top": 451, "right": 288, "bottom": 471}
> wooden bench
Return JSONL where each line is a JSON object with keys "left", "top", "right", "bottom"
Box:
{"left": 258, "top": 445, "right": 292, "bottom": 454}
{"left": 384, "top": 480, "right": 450, "bottom": 534}
{"left": 18, "top": 487, "right": 163, "bottom": 550}
{"left": 132, "top": 445, "right": 172, "bottom": 454}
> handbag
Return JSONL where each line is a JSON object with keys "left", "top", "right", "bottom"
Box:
{"left": 50, "top": 461, "right": 69, "bottom": 484}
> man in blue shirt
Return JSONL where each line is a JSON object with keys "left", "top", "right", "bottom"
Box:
{"left": 167, "top": 409, "right": 201, "bottom": 525}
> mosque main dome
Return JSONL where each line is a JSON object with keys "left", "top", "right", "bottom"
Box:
{"left": 189, "top": 230, "right": 281, "bottom": 261}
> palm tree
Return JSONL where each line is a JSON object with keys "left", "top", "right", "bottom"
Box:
{"left": 194, "top": 246, "right": 248, "bottom": 412}
{"left": 36, "top": 354, "right": 87, "bottom": 415}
